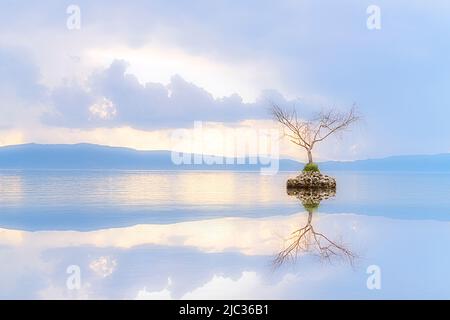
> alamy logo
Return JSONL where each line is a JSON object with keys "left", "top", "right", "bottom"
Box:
{"left": 66, "top": 5, "right": 81, "bottom": 30}
{"left": 170, "top": 121, "right": 280, "bottom": 175}
{"left": 366, "top": 5, "right": 381, "bottom": 30}
{"left": 66, "top": 265, "right": 81, "bottom": 290}
{"left": 366, "top": 265, "right": 381, "bottom": 290}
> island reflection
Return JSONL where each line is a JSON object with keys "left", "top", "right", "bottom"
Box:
{"left": 274, "top": 188, "right": 356, "bottom": 267}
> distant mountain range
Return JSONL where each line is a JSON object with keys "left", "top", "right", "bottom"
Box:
{"left": 1, "top": 143, "right": 450, "bottom": 172}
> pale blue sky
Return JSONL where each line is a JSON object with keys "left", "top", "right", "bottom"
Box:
{"left": 0, "top": 0, "right": 449, "bottom": 160}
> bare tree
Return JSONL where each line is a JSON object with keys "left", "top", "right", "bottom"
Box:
{"left": 273, "top": 189, "right": 356, "bottom": 267}
{"left": 273, "top": 209, "right": 356, "bottom": 267}
{"left": 271, "top": 104, "right": 359, "bottom": 164}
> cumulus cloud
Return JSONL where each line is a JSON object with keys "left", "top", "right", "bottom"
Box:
{"left": 43, "top": 60, "right": 298, "bottom": 129}
{"left": 89, "top": 256, "right": 117, "bottom": 278}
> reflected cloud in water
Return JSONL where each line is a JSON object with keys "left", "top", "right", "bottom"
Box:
{"left": 1, "top": 211, "right": 450, "bottom": 299}
{"left": 1, "top": 171, "right": 450, "bottom": 299}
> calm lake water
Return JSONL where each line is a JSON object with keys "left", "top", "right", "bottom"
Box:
{"left": 1, "top": 170, "right": 450, "bottom": 299}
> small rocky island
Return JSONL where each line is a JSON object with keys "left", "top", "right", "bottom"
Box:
{"left": 286, "top": 164, "right": 336, "bottom": 190}
{"left": 287, "top": 171, "right": 336, "bottom": 190}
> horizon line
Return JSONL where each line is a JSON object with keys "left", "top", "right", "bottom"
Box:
{"left": 1, "top": 142, "right": 449, "bottom": 163}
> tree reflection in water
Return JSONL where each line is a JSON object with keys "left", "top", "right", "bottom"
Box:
{"left": 274, "top": 188, "right": 356, "bottom": 267}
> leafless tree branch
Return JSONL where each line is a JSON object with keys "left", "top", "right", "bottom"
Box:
{"left": 271, "top": 103, "right": 360, "bottom": 163}
{"left": 273, "top": 211, "right": 357, "bottom": 268}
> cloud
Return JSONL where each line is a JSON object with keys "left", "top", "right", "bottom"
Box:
{"left": 135, "top": 271, "right": 302, "bottom": 300}
{"left": 0, "top": 47, "right": 45, "bottom": 100}
{"left": 42, "top": 83, "right": 95, "bottom": 128}
{"left": 2, "top": 1, "right": 450, "bottom": 158}
{"left": 43, "top": 60, "right": 297, "bottom": 130}
{"left": 89, "top": 256, "right": 117, "bottom": 278}
{"left": 181, "top": 271, "right": 300, "bottom": 300}
{"left": 0, "top": 47, "right": 47, "bottom": 128}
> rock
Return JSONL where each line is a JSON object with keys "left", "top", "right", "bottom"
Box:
{"left": 287, "top": 172, "right": 336, "bottom": 213}
{"left": 287, "top": 185, "right": 336, "bottom": 212}
{"left": 286, "top": 171, "right": 336, "bottom": 190}
{"left": 287, "top": 189, "right": 336, "bottom": 212}
{"left": 287, "top": 187, "right": 336, "bottom": 201}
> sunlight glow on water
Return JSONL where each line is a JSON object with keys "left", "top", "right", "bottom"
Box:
{"left": 0, "top": 171, "right": 289, "bottom": 207}
{"left": 0, "top": 170, "right": 449, "bottom": 299}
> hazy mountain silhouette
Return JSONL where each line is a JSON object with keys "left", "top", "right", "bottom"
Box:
{"left": 320, "top": 154, "right": 450, "bottom": 172}
{"left": 0, "top": 143, "right": 300, "bottom": 171}
{"left": 1, "top": 143, "right": 450, "bottom": 171}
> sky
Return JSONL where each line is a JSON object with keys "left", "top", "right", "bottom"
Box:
{"left": 1, "top": 0, "right": 450, "bottom": 161}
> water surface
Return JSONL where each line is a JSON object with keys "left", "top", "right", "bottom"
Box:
{"left": 0, "top": 170, "right": 449, "bottom": 299}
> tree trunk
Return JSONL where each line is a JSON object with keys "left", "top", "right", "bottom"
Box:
{"left": 307, "top": 149, "right": 313, "bottom": 164}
